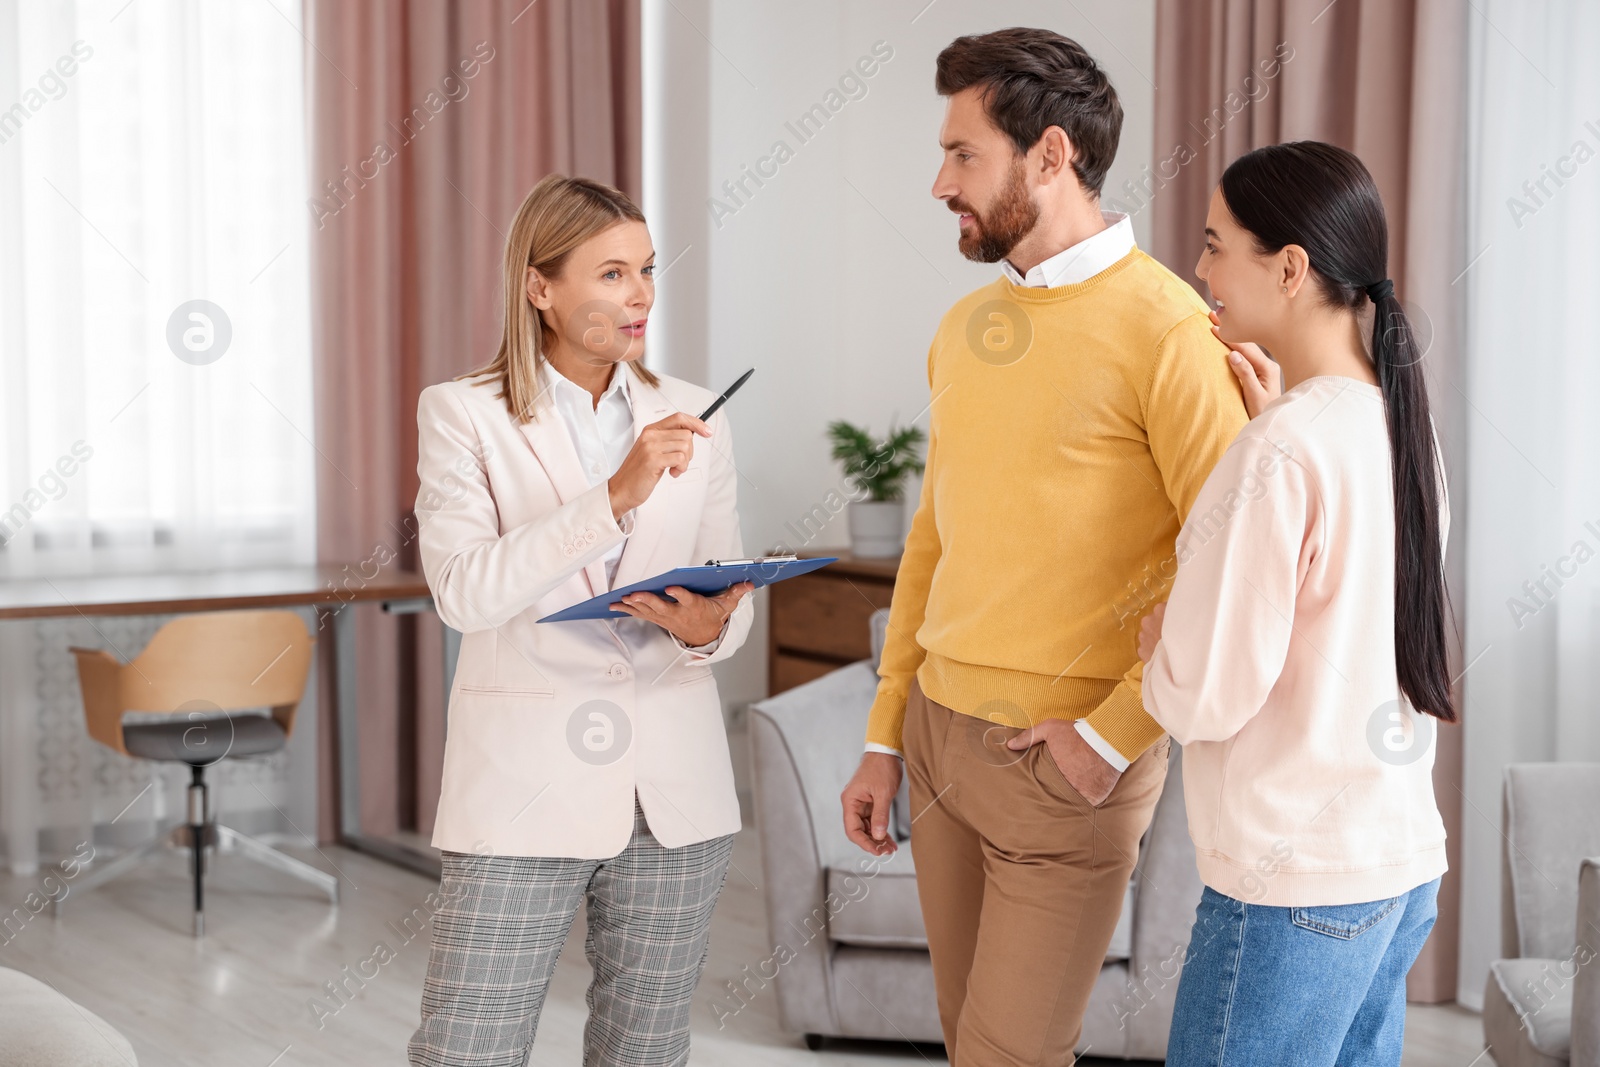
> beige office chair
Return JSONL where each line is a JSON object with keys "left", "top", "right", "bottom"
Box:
{"left": 64, "top": 610, "right": 338, "bottom": 936}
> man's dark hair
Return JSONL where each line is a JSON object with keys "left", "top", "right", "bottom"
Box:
{"left": 935, "top": 27, "right": 1122, "bottom": 196}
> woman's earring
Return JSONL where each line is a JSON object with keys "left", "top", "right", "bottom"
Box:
{"left": 1281, "top": 286, "right": 1287, "bottom": 293}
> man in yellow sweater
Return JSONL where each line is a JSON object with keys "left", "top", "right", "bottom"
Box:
{"left": 839, "top": 27, "right": 1249, "bottom": 1065}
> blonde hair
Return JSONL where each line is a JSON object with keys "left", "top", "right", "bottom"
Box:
{"left": 459, "top": 173, "right": 660, "bottom": 423}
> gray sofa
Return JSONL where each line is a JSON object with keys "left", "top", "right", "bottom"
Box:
{"left": 1483, "top": 763, "right": 1600, "bottom": 1067}
{"left": 746, "top": 609, "right": 1202, "bottom": 1058}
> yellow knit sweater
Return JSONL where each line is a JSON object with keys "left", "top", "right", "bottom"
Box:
{"left": 865, "top": 248, "right": 1249, "bottom": 760}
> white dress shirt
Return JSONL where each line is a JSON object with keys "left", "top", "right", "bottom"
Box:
{"left": 1000, "top": 209, "right": 1136, "bottom": 289}
{"left": 539, "top": 358, "right": 636, "bottom": 588}
{"left": 538, "top": 358, "right": 721, "bottom": 653}
{"left": 865, "top": 211, "right": 1135, "bottom": 772}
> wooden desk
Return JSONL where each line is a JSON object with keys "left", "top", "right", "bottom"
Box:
{"left": 0, "top": 566, "right": 451, "bottom": 877}
{"left": 767, "top": 550, "right": 900, "bottom": 695}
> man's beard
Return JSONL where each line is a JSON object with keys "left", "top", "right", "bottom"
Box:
{"left": 953, "top": 158, "right": 1040, "bottom": 263}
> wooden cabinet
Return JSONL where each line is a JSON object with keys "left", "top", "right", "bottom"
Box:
{"left": 766, "top": 550, "right": 900, "bottom": 696}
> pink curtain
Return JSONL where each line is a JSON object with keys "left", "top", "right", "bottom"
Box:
{"left": 1149, "top": 0, "right": 1469, "bottom": 1003}
{"left": 303, "top": 0, "right": 641, "bottom": 843}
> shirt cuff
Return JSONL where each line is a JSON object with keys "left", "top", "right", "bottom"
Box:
{"left": 864, "top": 742, "right": 904, "bottom": 760}
{"left": 1074, "top": 719, "right": 1131, "bottom": 773}
{"left": 680, "top": 631, "right": 722, "bottom": 654}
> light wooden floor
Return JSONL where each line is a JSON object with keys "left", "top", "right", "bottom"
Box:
{"left": 0, "top": 825, "right": 1490, "bottom": 1066}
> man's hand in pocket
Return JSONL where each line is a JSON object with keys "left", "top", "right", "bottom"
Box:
{"left": 1006, "top": 719, "right": 1121, "bottom": 806}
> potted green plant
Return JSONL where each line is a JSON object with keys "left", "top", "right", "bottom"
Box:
{"left": 827, "top": 420, "right": 926, "bottom": 558}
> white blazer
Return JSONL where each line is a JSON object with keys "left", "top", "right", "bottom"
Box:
{"left": 414, "top": 368, "right": 754, "bottom": 859}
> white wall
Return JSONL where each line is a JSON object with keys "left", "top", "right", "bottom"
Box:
{"left": 645, "top": 0, "right": 1157, "bottom": 714}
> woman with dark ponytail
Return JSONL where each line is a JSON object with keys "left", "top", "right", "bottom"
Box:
{"left": 1133, "top": 141, "right": 1455, "bottom": 1066}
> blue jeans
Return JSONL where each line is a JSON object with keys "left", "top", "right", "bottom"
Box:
{"left": 1166, "top": 878, "right": 1441, "bottom": 1067}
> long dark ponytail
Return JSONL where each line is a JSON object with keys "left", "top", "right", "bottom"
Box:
{"left": 1219, "top": 141, "right": 1456, "bottom": 723}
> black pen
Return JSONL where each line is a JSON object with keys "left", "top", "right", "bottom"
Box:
{"left": 698, "top": 368, "right": 754, "bottom": 421}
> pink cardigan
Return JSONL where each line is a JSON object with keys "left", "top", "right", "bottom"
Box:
{"left": 1143, "top": 375, "right": 1449, "bottom": 907}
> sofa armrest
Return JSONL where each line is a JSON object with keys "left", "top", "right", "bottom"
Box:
{"left": 1573, "top": 856, "right": 1600, "bottom": 1066}
{"left": 747, "top": 709, "right": 838, "bottom": 1036}
{"left": 745, "top": 660, "right": 890, "bottom": 1037}
{"left": 1121, "top": 744, "right": 1203, "bottom": 1061}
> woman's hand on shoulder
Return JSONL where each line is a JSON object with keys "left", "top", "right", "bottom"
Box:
{"left": 1137, "top": 601, "right": 1166, "bottom": 662}
{"left": 1212, "top": 310, "right": 1281, "bottom": 419}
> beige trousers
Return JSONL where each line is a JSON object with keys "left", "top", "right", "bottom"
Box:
{"left": 903, "top": 676, "right": 1171, "bottom": 1066}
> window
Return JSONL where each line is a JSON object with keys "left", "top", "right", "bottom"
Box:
{"left": 0, "top": 0, "right": 315, "bottom": 577}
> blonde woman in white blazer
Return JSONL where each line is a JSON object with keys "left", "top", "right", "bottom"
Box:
{"left": 407, "top": 174, "right": 755, "bottom": 1067}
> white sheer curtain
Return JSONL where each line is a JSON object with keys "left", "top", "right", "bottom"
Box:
{"left": 0, "top": 0, "right": 316, "bottom": 870}
{"left": 1459, "top": 0, "right": 1600, "bottom": 1007}
{"left": 0, "top": 0, "right": 315, "bottom": 576}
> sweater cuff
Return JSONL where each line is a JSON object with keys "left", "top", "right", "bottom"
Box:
{"left": 864, "top": 689, "right": 909, "bottom": 753}
{"left": 1081, "top": 685, "right": 1166, "bottom": 763}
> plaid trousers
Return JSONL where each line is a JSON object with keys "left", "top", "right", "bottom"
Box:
{"left": 408, "top": 797, "right": 735, "bottom": 1067}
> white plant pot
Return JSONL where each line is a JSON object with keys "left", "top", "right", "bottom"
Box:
{"left": 848, "top": 500, "right": 905, "bottom": 558}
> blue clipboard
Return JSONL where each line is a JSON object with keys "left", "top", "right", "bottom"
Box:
{"left": 536, "top": 555, "right": 840, "bottom": 623}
